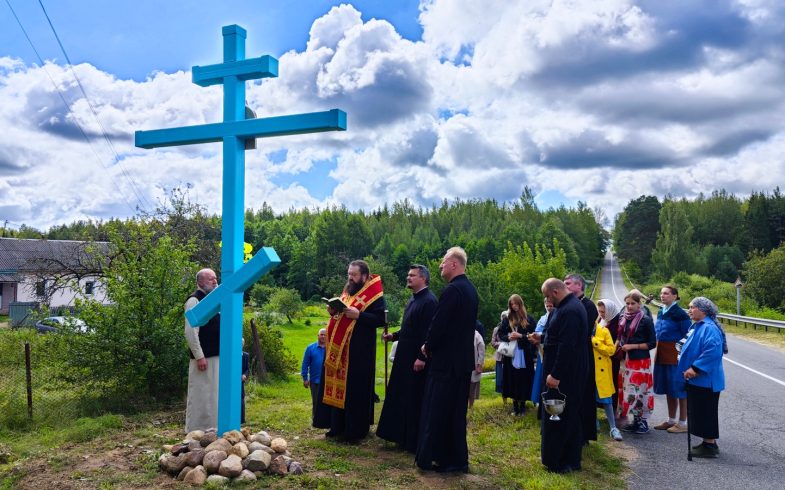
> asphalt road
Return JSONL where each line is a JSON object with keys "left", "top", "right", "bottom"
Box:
{"left": 599, "top": 251, "right": 785, "bottom": 489}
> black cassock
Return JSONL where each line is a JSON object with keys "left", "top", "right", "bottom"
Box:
{"left": 415, "top": 274, "right": 479, "bottom": 471}
{"left": 376, "top": 287, "right": 438, "bottom": 452}
{"left": 313, "top": 296, "right": 386, "bottom": 441}
{"left": 580, "top": 295, "right": 599, "bottom": 442}
{"left": 541, "top": 293, "right": 588, "bottom": 472}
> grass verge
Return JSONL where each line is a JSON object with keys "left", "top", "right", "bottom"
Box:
{"left": 1, "top": 305, "right": 626, "bottom": 489}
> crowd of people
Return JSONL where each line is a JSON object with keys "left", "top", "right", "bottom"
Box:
{"left": 182, "top": 248, "right": 729, "bottom": 475}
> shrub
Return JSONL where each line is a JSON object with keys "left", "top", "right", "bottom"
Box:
{"left": 243, "top": 316, "right": 297, "bottom": 379}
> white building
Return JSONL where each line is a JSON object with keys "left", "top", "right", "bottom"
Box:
{"left": 0, "top": 237, "right": 109, "bottom": 314}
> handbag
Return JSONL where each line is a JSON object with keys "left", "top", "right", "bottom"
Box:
{"left": 497, "top": 341, "right": 516, "bottom": 358}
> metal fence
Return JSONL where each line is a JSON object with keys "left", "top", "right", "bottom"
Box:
{"left": 0, "top": 339, "right": 85, "bottom": 428}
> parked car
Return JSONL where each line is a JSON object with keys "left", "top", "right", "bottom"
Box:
{"left": 34, "top": 316, "right": 89, "bottom": 334}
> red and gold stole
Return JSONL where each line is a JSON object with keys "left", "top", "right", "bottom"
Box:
{"left": 322, "top": 274, "right": 384, "bottom": 409}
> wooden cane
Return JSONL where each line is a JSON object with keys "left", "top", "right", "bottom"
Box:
{"left": 383, "top": 309, "right": 389, "bottom": 392}
{"left": 686, "top": 382, "right": 693, "bottom": 461}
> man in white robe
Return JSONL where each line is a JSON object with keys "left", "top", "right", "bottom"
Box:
{"left": 184, "top": 268, "right": 220, "bottom": 433}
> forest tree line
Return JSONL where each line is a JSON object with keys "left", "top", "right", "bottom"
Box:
{"left": 613, "top": 189, "right": 785, "bottom": 315}
{"left": 6, "top": 188, "right": 608, "bottom": 330}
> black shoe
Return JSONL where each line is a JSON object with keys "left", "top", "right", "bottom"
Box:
{"left": 325, "top": 430, "right": 343, "bottom": 438}
{"left": 691, "top": 442, "right": 719, "bottom": 458}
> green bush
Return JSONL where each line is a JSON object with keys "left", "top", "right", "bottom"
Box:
{"left": 56, "top": 223, "right": 197, "bottom": 406}
{"left": 243, "top": 316, "right": 297, "bottom": 379}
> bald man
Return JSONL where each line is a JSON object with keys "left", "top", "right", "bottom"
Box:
{"left": 539, "top": 278, "right": 588, "bottom": 473}
{"left": 184, "top": 268, "right": 220, "bottom": 433}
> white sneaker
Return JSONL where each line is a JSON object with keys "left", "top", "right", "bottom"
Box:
{"left": 610, "top": 427, "right": 623, "bottom": 441}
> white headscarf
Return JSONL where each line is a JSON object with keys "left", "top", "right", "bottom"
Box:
{"left": 597, "top": 298, "right": 621, "bottom": 326}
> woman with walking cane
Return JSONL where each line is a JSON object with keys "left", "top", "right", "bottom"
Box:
{"left": 677, "top": 297, "right": 726, "bottom": 458}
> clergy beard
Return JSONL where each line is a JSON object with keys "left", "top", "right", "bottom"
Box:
{"left": 345, "top": 278, "right": 364, "bottom": 296}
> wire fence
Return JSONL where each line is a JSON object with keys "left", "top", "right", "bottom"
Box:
{"left": 0, "top": 337, "right": 88, "bottom": 429}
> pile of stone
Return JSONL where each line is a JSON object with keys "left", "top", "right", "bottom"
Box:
{"left": 158, "top": 428, "right": 303, "bottom": 485}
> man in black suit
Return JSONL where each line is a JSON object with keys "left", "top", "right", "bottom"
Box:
{"left": 415, "top": 247, "right": 479, "bottom": 473}
{"left": 540, "top": 278, "right": 588, "bottom": 473}
{"left": 565, "top": 273, "right": 599, "bottom": 444}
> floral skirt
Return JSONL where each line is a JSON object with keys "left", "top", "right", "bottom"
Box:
{"left": 617, "top": 357, "right": 654, "bottom": 419}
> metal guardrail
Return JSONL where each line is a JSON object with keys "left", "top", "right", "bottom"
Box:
{"left": 716, "top": 313, "right": 785, "bottom": 332}
{"left": 616, "top": 255, "right": 784, "bottom": 333}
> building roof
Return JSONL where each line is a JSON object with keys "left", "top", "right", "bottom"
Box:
{"left": 0, "top": 237, "right": 109, "bottom": 275}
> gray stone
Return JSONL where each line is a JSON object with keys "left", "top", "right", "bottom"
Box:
{"left": 222, "top": 430, "right": 244, "bottom": 444}
{"left": 240, "top": 427, "right": 252, "bottom": 439}
{"left": 289, "top": 461, "right": 304, "bottom": 475}
{"left": 202, "top": 450, "right": 227, "bottom": 474}
{"left": 161, "top": 444, "right": 173, "bottom": 453}
{"left": 280, "top": 455, "right": 293, "bottom": 468}
{"left": 268, "top": 456, "right": 289, "bottom": 476}
{"left": 183, "top": 449, "right": 205, "bottom": 467}
{"left": 229, "top": 442, "right": 249, "bottom": 459}
{"left": 249, "top": 432, "right": 271, "bottom": 446}
{"left": 186, "top": 430, "right": 205, "bottom": 441}
{"left": 233, "top": 469, "right": 257, "bottom": 482}
{"left": 259, "top": 445, "right": 275, "bottom": 455}
{"left": 218, "top": 454, "right": 243, "bottom": 478}
{"left": 159, "top": 453, "right": 188, "bottom": 475}
{"left": 204, "top": 438, "right": 232, "bottom": 454}
{"left": 183, "top": 465, "right": 207, "bottom": 485}
{"left": 247, "top": 441, "right": 265, "bottom": 453}
{"left": 205, "top": 474, "right": 229, "bottom": 485}
{"left": 243, "top": 450, "right": 271, "bottom": 472}
{"left": 270, "top": 438, "right": 287, "bottom": 453}
{"left": 176, "top": 465, "right": 193, "bottom": 481}
{"left": 187, "top": 440, "right": 203, "bottom": 451}
{"left": 200, "top": 431, "right": 217, "bottom": 447}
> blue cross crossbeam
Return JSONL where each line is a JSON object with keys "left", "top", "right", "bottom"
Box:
{"left": 184, "top": 247, "right": 280, "bottom": 327}
{"left": 135, "top": 109, "right": 346, "bottom": 148}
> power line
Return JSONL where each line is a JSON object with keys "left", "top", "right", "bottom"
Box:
{"left": 2, "top": 0, "right": 143, "bottom": 215}
{"left": 36, "top": 0, "right": 152, "bottom": 212}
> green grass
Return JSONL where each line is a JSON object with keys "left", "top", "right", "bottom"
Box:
{"left": 1, "top": 303, "right": 627, "bottom": 489}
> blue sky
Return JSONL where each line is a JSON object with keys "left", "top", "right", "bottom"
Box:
{"left": 2, "top": 0, "right": 785, "bottom": 230}
{"left": 1, "top": 0, "right": 423, "bottom": 80}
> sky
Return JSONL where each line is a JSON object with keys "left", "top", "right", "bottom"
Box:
{"left": 2, "top": 0, "right": 785, "bottom": 231}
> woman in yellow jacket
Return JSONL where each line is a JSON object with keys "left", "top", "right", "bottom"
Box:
{"left": 594, "top": 298, "right": 623, "bottom": 441}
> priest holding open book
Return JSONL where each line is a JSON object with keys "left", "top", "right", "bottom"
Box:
{"left": 313, "top": 259, "right": 386, "bottom": 442}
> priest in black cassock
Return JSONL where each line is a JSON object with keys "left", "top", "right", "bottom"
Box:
{"left": 376, "top": 264, "right": 438, "bottom": 452}
{"left": 416, "top": 247, "right": 479, "bottom": 473}
{"left": 540, "top": 278, "right": 588, "bottom": 473}
{"left": 314, "top": 260, "right": 386, "bottom": 442}
{"left": 565, "top": 273, "right": 599, "bottom": 444}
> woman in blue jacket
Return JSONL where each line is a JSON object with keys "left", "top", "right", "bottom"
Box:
{"left": 653, "top": 285, "right": 692, "bottom": 433}
{"left": 678, "top": 297, "right": 725, "bottom": 458}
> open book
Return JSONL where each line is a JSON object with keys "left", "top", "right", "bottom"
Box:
{"left": 322, "top": 296, "right": 348, "bottom": 312}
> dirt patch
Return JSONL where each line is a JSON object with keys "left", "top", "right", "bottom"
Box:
{"left": 7, "top": 428, "right": 180, "bottom": 490}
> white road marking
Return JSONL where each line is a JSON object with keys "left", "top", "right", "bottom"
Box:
{"left": 724, "top": 357, "right": 785, "bottom": 388}
{"left": 608, "top": 254, "right": 626, "bottom": 305}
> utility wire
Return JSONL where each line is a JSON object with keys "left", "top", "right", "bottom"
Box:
{"left": 2, "top": 0, "right": 142, "bottom": 215}
{"left": 37, "top": 0, "right": 152, "bottom": 211}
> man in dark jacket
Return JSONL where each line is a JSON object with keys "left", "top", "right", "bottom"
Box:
{"left": 540, "top": 278, "right": 588, "bottom": 473}
{"left": 415, "top": 247, "right": 479, "bottom": 473}
{"left": 377, "top": 264, "right": 438, "bottom": 452}
{"left": 565, "top": 273, "right": 598, "bottom": 444}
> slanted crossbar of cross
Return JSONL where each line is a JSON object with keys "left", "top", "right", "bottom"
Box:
{"left": 134, "top": 25, "right": 346, "bottom": 433}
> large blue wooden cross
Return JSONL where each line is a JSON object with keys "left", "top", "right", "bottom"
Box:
{"left": 134, "top": 25, "right": 346, "bottom": 433}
